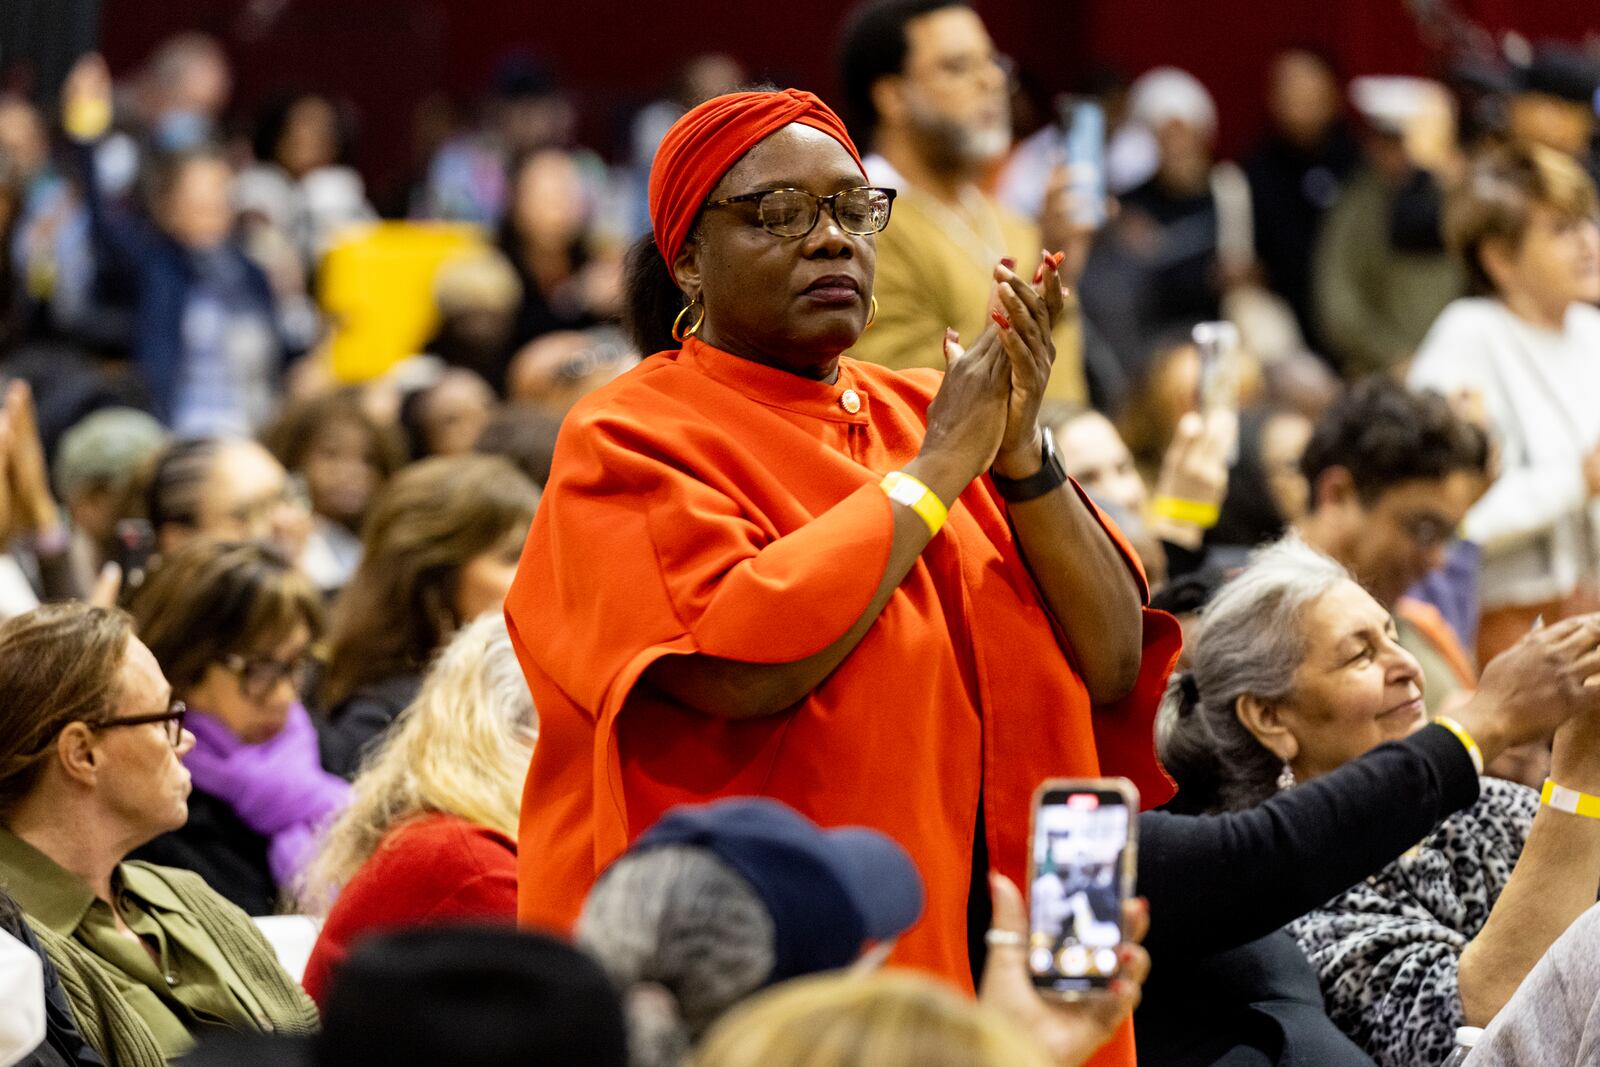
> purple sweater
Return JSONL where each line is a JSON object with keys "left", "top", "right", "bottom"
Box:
{"left": 182, "top": 703, "right": 350, "bottom": 886}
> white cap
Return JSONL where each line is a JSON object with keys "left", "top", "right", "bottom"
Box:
{"left": 1454, "top": 1026, "right": 1485, "bottom": 1048}
{"left": 1348, "top": 76, "right": 1452, "bottom": 133}
{"left": 1128, "top": 67, "right": 1218, "bottom": 137}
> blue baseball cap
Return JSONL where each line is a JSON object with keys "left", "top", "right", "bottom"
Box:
{"left": 630, "top": 797, "right": 925, "bottom": 984}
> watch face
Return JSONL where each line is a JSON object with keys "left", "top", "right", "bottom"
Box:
{"left": 1040, "top": 427, "right": 1067, "bottom": 479}
{"left": 993, "top": 427, "right": 1069, "bottom": 501}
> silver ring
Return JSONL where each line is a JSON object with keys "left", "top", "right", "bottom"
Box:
{"left": 984, "top": 929, "right": 1026, "bottom": 948}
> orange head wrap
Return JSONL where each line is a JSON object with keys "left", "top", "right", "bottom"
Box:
{"left": 648, "top": 88, "right": 865, "bottom": 275}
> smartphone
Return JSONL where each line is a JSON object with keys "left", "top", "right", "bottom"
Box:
{"left": 1057, "top": 98, "right": 1107, "bottom": 229}
{"left": 113, "top": 518, "right": 156, "bottom": 598}
{"left": 1192, "top": 320, "right": 1241, "bottom": 415}
{"left": 1027, "top": 778, "right": 1139, "bottom": 999}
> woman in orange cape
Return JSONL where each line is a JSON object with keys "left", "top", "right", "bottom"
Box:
{"left": 505, "top": 88, "right": 1179, "bottom": 1065}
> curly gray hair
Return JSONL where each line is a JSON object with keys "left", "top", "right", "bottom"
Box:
{"left": 577, "top": 845, "right": 776, "bottom": 1067}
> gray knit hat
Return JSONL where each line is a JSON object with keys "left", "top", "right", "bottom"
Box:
{"left": 53, "top": 408, "right": 168, "bottom": 499}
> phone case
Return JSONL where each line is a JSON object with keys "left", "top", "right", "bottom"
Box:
{"left": 1024, "top": 777, "right": 1140, "bottom": 1000}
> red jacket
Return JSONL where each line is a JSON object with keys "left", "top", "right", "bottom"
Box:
{"left": 303, "top": 813, "right": 517, "bottom": 1007}
{"left": 506, "top": 339, "right": 1179, "bottom": 1067}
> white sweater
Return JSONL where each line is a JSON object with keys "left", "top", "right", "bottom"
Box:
{"left": 1468, "top": 901, "right": 1600, "bottom": 1065}
{"left": 1408, "top": 297, "right": 1600, "bottom": 610}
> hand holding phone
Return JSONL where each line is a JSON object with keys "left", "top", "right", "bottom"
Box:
{"left": 1191, "top": 321, "right": 1241, "bottom": 416}
{"left": 981, "top": 870, "right": 1150, "bottom": 1063}
{"left": 113, "top": 518, "right": 156, "bottom": 599}
{"left": 1058, "top": 98, "right": 1107, "bottom": 230}
{"left": 1026, "top": 778, "right": 1139, "bottom": 999}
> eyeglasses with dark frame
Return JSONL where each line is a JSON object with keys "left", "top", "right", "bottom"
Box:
{"left": 223, "top": 652, "right": 316, "bottom": 703}
{"left": 702, "top": 186, "right": 897, "bottom": 239}
{"left": 90, "top": 701, "right": 188, "bottom": 747}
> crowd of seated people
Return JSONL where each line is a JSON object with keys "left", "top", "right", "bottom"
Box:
{"left": 0, "top": 2, "right": 1596, "bottom": 1066}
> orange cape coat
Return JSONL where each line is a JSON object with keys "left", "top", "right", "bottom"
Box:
{"left": 506, "top": 338, "right": 1181, "bottom": 1067}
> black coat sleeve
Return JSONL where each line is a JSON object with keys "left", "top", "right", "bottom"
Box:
{"left": 1137, "top": 723, "right": 1479, "bottom": 962}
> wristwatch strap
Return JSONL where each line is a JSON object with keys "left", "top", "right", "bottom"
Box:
{"left": 991, "top": 427, "right": 1069, "bottom": 503}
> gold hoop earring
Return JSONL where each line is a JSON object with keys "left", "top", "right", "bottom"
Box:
{"left": 672, "top": 298, "right": 705, "bottom": 343}
{"left": 865, "top": 295, "right": 879, "bottom": 330}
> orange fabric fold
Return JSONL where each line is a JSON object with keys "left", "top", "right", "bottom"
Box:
{"left": 507, "top": 339, "right": 1180, "bottom": 1062}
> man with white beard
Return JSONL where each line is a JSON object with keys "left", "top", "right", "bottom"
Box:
{"left": 838, "top": 0, "right": 1093, "bottom": 406}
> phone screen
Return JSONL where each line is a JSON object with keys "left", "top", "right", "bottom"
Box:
{"left": 1192, "top": 320, "right": 1241, "bottom": 415}
{"left": 1028, "top": 783, "right": 1135, "bottom": 995}
{"left": 1056, "top": 98, "right": 1106, "bottom": 228}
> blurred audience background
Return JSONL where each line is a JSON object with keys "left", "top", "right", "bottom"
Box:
{"left": 0, "top": 1, "right": 1593, "bottom": 1065}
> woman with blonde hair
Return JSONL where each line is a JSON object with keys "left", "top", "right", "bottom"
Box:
{"left": 318, "top": 453, "right": 538, "bottom": 775}
{"left": 693, "top": 972, "right": 1053, "bottom": 1067}
{"left": 297, "top": 613, "right": 536, "bottom": 1006}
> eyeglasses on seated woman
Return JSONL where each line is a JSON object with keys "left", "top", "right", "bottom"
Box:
{"left": 129, "top": 538, "right": 349, "bottom": 918}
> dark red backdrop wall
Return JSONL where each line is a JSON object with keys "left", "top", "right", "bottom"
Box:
{"left": 99, "top": 0, "right": 1596, "bottom": 198}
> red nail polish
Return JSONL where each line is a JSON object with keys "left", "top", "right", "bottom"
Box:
{"left": 1033, "top": 263, "right": 1045, "bottom": 284}
{"left": 991, "top": 310, "right": 1011, "bottom": 330}
{"left": 1049, "top": 250, "right": 1066, "bottom": 268}
{"left": 1000, "top": 257, "right": 1016, "bottom": 270}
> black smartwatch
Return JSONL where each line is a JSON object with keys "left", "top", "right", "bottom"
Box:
{"left": 990, "top": 427, "right": 1069, "bottom": 503}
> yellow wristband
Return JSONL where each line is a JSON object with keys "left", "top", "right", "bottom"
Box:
{"left": 1433, "top": 715, "right": 1484, "bottom": 775}
{"left": 1541, "top": 779, "right": 1600, "bottom": 819}
{"left": 881, "top": 471, "right": 948, "bottom": 538}
{"left": 1150, "top": 496, "right": 1221, "bottom": 529}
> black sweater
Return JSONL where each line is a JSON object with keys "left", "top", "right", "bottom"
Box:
{"left": 1134, "top": 723, "right": 1479, "bottom": 1065}
{"left": 319, "top": 673, "right": 423, "bottom": 779}
{"left": 131, "top": 787, "right": 276, "bottom": 918}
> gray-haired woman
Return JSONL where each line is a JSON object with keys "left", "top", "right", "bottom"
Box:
{"left": 575, "top": 797, "right": 1151, "bottom": 1067}
{"left": 1158, "top": 536, "right": 1600, "bottom": 1067}
{"left": 575, "top": 798, "right": 928, "bottom": 1067}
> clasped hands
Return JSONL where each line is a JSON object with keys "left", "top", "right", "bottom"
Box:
{"left": 916, "top": 252, "right": 1069, "bottom": 502}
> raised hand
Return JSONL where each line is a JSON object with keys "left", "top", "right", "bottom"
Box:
{"left": 989, "top": 252, "right": 1068, "bottom": 479}
{"left": 1149, "top": 410, "right": 1235, "bottom": 550}
{"left": 1453, "top": 614, "right": 1600, "bottom": 770}
{"left": 3, "top": 381, "right": 59, "bottom": 534}
{"left": 979, "top": 871, "right": 1149, "bottom": 1067}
